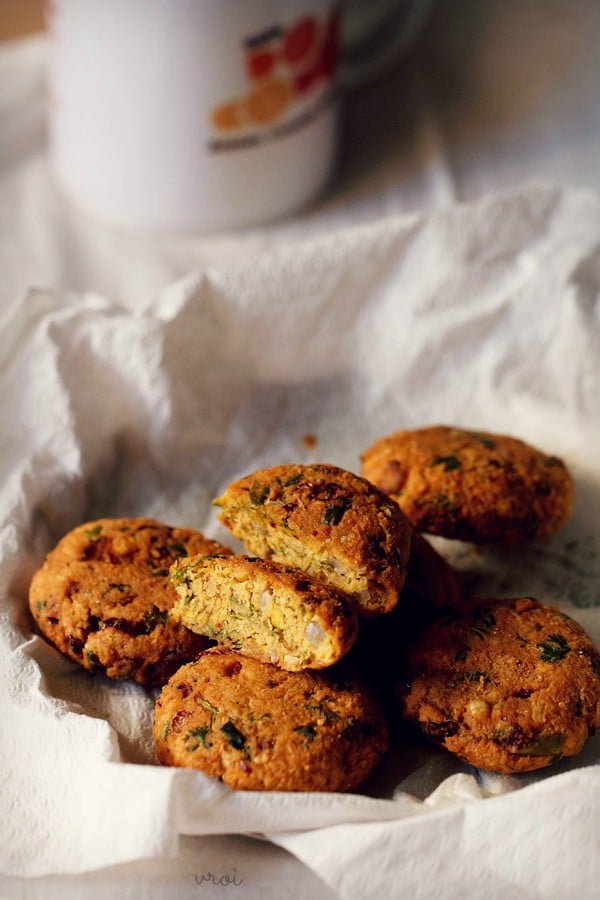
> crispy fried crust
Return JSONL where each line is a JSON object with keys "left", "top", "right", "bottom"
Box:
{"left": 154, "top": 648, "right": 389, "bottom": 791}
{"left": 214, "top": 463, "right": 412, "bottom": 616}
{"left": 361, "top": 425, "right": 573, "bottom": 543}
{"left": 28, "top": 517, "right": 232, "bottom": 684}
{"left": 170, "top": 554, "right": 359, "bottom": 671}
{"left": 398, "top": 597, "right": 600, "bottom": 773}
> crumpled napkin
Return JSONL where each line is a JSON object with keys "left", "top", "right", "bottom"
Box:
{"left": 1, "top": 183, "right": 599, "bottom": 897}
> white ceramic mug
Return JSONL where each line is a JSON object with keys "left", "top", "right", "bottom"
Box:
{"left": 45, "top": 0, "right": 430, "bottom": 232}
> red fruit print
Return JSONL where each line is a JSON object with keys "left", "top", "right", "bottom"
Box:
{"left": 247, "top": 49, "right": 276, "bottom": 80}
{"left": 283, "top": 16, "right": 318, "bottom": 66}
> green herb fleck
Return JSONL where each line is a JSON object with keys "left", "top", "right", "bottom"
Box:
{"left": 186, "top": 725, "right": 213, "bottom": 750}
{"left": 284, "top": 473, "right": 303, "bottom": 487}
{"left": 168, "top": 540, "right": 187, "bottom": 556}
{"left": 430, "top": 455, "right": 462, "bottom": 472}
{"left": 170, "top": 564, "right": 187, "bottom": 585}
{"left": 294, "top": 723, "right": 318, "bottom": 742}
{"left": 221, "top": 721, "right": 246, "bottom": 750}
{"left": 86, "top": 650, "right": 100, "bottom": 672}
{"left": 143, "top": 605, "right": 168, "bottom": 632}
{"left": 323, "top": 502, "right": 350, "bottom": 526}
{"left": 537, "top": 634, "right": 570, "bottom": 663}
{"left": 249, "top": 483, "right": 269, "bottom": 506}
{"left": 197, "top": 697, "right": 220, "bottom": 718}
{"left": 514, "top": 733, "right": 565, "bottom": 757}
{"left": 160, "top": 723, "right": 170, "bottom": 741}
{"left": 86, "top": 525, "right": 103, "bottom": 541}
{"left": 36, "top": 600, "right": 47, "bottom": 611}
{"left": 305, "top": 697, "right": 341, "bottom": 722}
{"left": 474, "top": 435, "right": 496, "bottom": 449}
{"left": 465, "top": 670, "right": 490, "bottom": 682}
{"left": 108, "top": 582, "right": 131, "bottom": 592}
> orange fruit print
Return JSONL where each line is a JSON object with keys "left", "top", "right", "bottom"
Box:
{"left": 211, "top": 9, "right": 339, "bottom": 135}
{"left": 211, "top": 100, "right": 244, "bottom": 131}
{"left": 246, "top": 79, "right": 291, "bottom": 124}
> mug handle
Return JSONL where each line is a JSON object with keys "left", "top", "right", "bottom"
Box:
{"left": 339, "top": 0, "right": 432, "bottom": 88}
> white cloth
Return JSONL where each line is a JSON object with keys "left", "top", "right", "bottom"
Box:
{"left": 1, "top": 183, "right": 599, "bottom": 900}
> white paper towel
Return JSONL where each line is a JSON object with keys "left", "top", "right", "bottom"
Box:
{"left": 1, "top": 183, "right": 599, "bottom": 895}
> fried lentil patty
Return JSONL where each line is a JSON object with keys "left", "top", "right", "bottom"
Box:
{"left": 360, "top": 425, "right": 573, "bottom": 543}
{"left": 398, "top": 596, "right": 600, "bottom": 773}
{"left": 154, "top": 648, "right": 389, "bottom": 791}
{"left": 28, "top": 517, "right": 232, "bottom": 684}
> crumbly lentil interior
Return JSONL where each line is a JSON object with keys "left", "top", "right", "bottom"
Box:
{"left": 170, "top": 554, "right": 358, "bottom": 671}
{"left": 214, "top": 463, "right": 412, "bottom": 616}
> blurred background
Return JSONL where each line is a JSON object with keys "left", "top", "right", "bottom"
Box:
{"left": 3, "top": 0, "right": 598, "bottom": 194}
{"left": 1, "top": 0, "right": 599, "bottom": 308}
{"left": 0, "top": 0, "right": 44, "bottom": 39}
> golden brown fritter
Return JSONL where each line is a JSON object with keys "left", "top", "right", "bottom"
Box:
{"left": 170, "top": 554, "right": 359, "bottom": 671}
{"left": 28, "top": 517, "right": 232, "bottom": 685}
{"left": 398, "top": 597, "right": 600, "bottom": 773}
{"left": 154, "top": 648, "right": 389, "bottom": 791}
{"left": 214, "top": 463, "right": 412, "bottom": 616}
{"left": 361, "top": 425, "right": 573, "bottom": 543}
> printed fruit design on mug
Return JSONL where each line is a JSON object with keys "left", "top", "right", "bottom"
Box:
{"left": 211, "top": 9, "right": 339, "bottom": 135}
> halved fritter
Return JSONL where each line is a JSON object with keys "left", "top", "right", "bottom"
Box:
{"left": 213, "top": 463, "right": 412, "bottom": 616}
{"left": 170, "top": 554, "right": 359, "bottom": 671}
